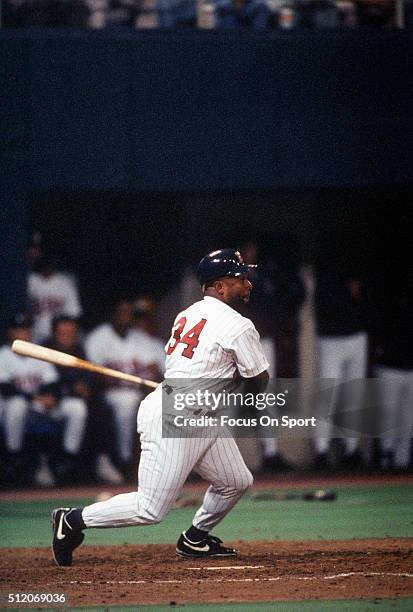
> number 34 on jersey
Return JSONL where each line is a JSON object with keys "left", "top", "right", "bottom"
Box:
{"left": 166, "top": 317, "right": 207, "bottom": 359}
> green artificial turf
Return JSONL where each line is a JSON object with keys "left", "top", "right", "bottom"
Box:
{"left": 0, "top": 484, "right": 412, "bottom": 549}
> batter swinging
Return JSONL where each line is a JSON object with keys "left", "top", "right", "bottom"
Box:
{"left": 51, "top": 249, "right": 269, "bottom": 566}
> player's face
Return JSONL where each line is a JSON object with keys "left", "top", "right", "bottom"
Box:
{"left": 54, "top": 321, "right": 78, "bottom": 350}
{"left": 112, "top": 301, "right": 134, "bottom": 335}
{"left": 220, "top": 275, "right": 252, "bottom": 308}
{"left": 8, "top": 326, "right": 31, "bottom": 343}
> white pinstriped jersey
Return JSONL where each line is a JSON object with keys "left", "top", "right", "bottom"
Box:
{"left": 164, "top": 296, "right": 269, "bottom": 379}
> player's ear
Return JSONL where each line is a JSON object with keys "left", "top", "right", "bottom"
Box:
{"left": 215, "top": 280, "right": 225, "bottom": 296}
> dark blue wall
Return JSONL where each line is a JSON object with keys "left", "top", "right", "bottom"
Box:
{"left": 1, "top": 29, "right": 413, "bottom": 331}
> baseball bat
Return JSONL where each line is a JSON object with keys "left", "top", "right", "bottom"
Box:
{"left": 11, "top": 340, "right": 158, "bottom": 389}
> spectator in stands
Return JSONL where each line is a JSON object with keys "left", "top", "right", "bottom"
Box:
{"left": 47, "top": 316, "right": 123, "bottom": 484}
{"left": 0, "top": 313, "right": 87, "bottom": 487}
{"left": 27, "top": 247, "right": 83, "bottom": 343}
{"left": 157, "top": 0, "right": 196, "bottom": 28}
{"left": 299, "top": 0, "right": 340, "bottom": 29}
{"left": 313, "top": 241, "right": 368, "bottom": 470}
{"left": 214, "top": 0, "right": 271, "bottom": 29}
{"left": 85, "top": 298, "right": 162, "bottom": 479}
{"left": 374, "top": 271, "right": 413, "bottom": 471}
{"left": 3, "top": 0, "right": 90, "bottom": 27}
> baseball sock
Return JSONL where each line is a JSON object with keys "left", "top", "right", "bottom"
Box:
{"left": 65, "top": 508, "right": 86, "bottom": 531}
{"left": 185, "top": 525, "right": 208, "bottom": 542}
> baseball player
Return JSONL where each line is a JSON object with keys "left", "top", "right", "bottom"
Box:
{"left": 0, "top": 313, "right": 87, "bottom": 486}
{"left": 313, "top": 265, "right": 368, "bottom": 469}
{"left": 85, "top": 299, "right": 164, "bottom": 474}
{"left": 28, "top": 252, "right": 82, "bottom": 343}
{"left": 51, "top": 249, "right": 269, "bottom": 566}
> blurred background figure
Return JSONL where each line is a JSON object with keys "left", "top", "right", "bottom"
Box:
{"left": 46, "top": 316, "right": 123, "bottom": 484}
{"left": 0, "top": 313, "right": 87, "bottom": 487}
{"left": 239, "top": 233, "right": 305, "bottom": 472}
{"left": 213, "top": 0, "right": 271, "bottom": 29}
{"left": 156, "top": 0, "right": 196, "bottom": 27}
{"left": 85, "top": 298, "right": 163, "bottom": 480}
{"left": 1, "top": 0, "right": 399, "bottom": 27}
{"left": 133, "top": 294, "right": 166, "bottom": 378}
{"left": 2, "top": 0, "right": 90, "bottom": 27}
{"left": 27, "top": 235, "right": 83, "bottom": 344}
{"left": 299, "top": 0, "right": 340, "bottom": 29}
{"left": 313, "top": 234, "right": 369, "bottom": 470}
{"left": 374, "top": 271, "right": 413, "bottom": 471}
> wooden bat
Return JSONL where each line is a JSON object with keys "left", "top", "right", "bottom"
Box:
{"left": 11, "top": 340, "right": 158, "bottom": 389}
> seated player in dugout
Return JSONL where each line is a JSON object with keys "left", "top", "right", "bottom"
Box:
{"left": 85, "top": 298, "right": 164, "bottom": 480}
{"left": 46, "top": 315, "right": 123, "bottom": 485}
{"left": 51, "top": 248, "right": 269, "bottom": 566}
{"left": 0, "top": 313, "right": 87, "bottom": 487}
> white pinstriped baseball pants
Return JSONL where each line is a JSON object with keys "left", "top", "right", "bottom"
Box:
{"left": 375, "top": 366, "right": 413, "bottom": 467}
{"left": 82, "top": 388, "right": 253, "bottom": 531}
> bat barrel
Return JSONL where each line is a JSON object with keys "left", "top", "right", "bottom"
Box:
{"left": 11, "top": 339, "right": 158, "bottom": 389}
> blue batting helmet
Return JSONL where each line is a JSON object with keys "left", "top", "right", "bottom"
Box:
{"left": 197, "top": 249, "right": 256, "bottom": 286}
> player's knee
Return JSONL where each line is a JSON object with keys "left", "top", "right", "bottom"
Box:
{"left": 137, "top": 502, "right": 166, "bottom": 525}
{"left": 242, "top": 469, "right": 254, "bottom": 491}
{"left": 147, "top": 511, "right": 165, "bottom": 525}
{"left": 235, "top": 469, "right": 253, "bottom": 493}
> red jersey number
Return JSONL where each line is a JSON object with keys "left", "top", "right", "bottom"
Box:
{"left": 166, "top": 317, "right": 207, "bottom": 359}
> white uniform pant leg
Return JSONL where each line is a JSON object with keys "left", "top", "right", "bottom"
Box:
{"left": 259, "top": 337, "right": 278, "bottom": 457}
{"left": 340, "top": 332, "right": 368, "bottom": 454}
{"left": 3, "top": 396, "right": 30, "bottom": 452}
{"left": 82, "top": 395, "right": 215, "bottom": 528}
{"left": 376, "top": 366, "right": 409, "bottom": 456}
{"left": 105, "top": 388, "right": 142, "bottom": 463}
{"left": 313, "top": 336, "right": 345, "bottom": 454}
{"left": 394, "top": 372, "right": 413, "bottom": 467}
{"left": 376, "top": 366, "right": 401, "bottom": 455}
{"left": 192, "top": 436, "right": 253, "bottom": 532}
{"left": 378, "top": 367, "right": 413, "bottom": 467}
{"left": 57, "top": 397, "right": 88, "bottom": 455}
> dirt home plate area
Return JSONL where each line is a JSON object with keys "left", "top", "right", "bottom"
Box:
{"left": 2, "top": 539, "right": 413, "bottom": 606}
{"left": 1, "top": 476, "right": 412, "bottom": 607}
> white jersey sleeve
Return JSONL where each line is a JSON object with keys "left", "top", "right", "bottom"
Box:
{"left": 229, "top": 323, "right": 270, "bottom": 378}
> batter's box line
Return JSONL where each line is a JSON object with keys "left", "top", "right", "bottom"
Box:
{"left": 68, "top": 571, "right": 413, "bottom": 586}
{"left": 188, "top": 565, "right": 268, "bottom": 570}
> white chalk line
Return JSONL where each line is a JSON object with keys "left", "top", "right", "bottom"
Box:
{"left": 69, "top": 571, "right": 413, "bottom": 586}
{"left": 188, "top": 565, "right": 267, "bottom": 571}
